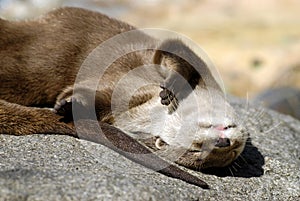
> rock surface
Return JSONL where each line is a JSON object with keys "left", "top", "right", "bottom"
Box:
{"left": 0, "top": 100, "right": 299, "bottom": 201}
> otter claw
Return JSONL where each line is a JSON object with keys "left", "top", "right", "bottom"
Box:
{"left": 54, "top": 96, "right": 82, "bottom": 118}
{"left": 54, "top": 97, "right": 73, "bottom": 117}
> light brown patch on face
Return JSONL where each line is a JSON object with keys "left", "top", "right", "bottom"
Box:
{"left": 175, "top": 138, "right": 246, "bottom": 170}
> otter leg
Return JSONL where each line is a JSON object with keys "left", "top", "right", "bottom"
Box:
{"left": 54, "top": 95, "right": 89, "bottom": 122}
{"left": 54, "top": 86, "right": 113, "bottom": 123}
{"left": 153, "top": 40, "right": 201, "bottom": 106}
{"left": 0, "top": 99, "right": 75, "bottom": 135}
{"left": 159, "top": 72, "right": 199, "bottom": 107}
{"left": 54, "top": 86, "right": 75, "bottom": 119}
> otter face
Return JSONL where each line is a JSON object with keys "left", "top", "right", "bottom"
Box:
{"left": 157, "top": 87, "right": 248, "bottom": 170}
{"left": 174, "top": 124, "right": 248, "bottom": 170}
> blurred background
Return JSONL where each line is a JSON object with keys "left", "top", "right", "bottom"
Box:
{"left": 1, "top": 0, "right": 299, "bottom": 119}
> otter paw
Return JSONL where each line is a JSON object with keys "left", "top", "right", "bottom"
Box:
{"left": 55, "top": 95, "right": 94, "bottom": 121}
{"left": 159, "top": 84, "right": 175, "bottom": 105}
{"left": 54, "top": 97, "right": 74, "bottom": 118}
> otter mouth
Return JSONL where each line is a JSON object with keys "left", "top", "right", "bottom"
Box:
{"left": 139, "top": 135, "right": 246, "bottom": 170}
{"left": 176, "top": 151, "right": 236, "bottom": 170}
{"left": 175, "top": 140, "right": 245, "bottom": 170}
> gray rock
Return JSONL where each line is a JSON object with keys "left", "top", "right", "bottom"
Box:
{"left": 0, "top": 100, "right": 299, "bottom": 201}
{"left": 253, "top": 87, "right": 300, "bottom": 120}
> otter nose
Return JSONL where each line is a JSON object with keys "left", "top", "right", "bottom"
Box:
{"left": 215, "top": 137, "right": 231, "bottom": 147}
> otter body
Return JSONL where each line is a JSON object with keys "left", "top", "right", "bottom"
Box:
{"left": 0, "top": 7, "right": 247, "bottom": 188}
{"left": 0, "top": 8, "right": 136, "bottom": 106}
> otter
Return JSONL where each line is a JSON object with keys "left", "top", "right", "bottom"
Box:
{"left": 0, "top": 7, "right": 247, "bottom": 188}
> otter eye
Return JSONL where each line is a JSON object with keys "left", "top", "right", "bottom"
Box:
{"left": 224, "top": 124, "right": 237, "bottom": 130}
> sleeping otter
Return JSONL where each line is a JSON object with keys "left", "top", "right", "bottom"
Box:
{"left": 0, "top": 7, "right": 248, "bottom": 188}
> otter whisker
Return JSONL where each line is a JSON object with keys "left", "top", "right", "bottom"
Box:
{"left": 239, "top": 155, "right": 249, "bottom": 166}
{"left": 228, "top": 167, "right": 234, "bottom": 177}
{"left": 245, "top": 91, "right": 250, "bottom": 112}
{"left": 231, "top": 164, "right": 238, "bottom": 172}
{"left": 234, "top": 161, "right": 242, "bottom": 169}
{"left": 252, "top": 108, "right": 265, "bottom": 120}
{"left": 264, "top": 122, "right": 282, "bottom": 134}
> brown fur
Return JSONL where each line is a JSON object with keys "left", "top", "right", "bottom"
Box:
{"left": 0, "top": 7, "right": 209, "bottom": 188}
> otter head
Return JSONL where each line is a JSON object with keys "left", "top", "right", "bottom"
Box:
{"left": 152, "top": 40, "right": 248, "bottom": 170}
{"left": 154, "top": 87, "right": 248, "bottom": 170}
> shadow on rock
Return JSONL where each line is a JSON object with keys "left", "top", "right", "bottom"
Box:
{"left": 201, "top": 138, "right": 264, "bottom": 178}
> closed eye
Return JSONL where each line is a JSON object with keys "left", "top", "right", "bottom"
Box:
{"left": 224, "top": 124, "right": 237, "bottom": 130}
{"left": 189, "top": 149, "right": 201, "bottom": 153}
